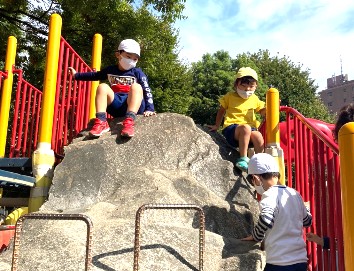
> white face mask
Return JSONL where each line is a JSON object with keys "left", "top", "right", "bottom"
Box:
{"left": 237, "top": 88, "right": 254, "bottom": 99}
{"left": 254, "top": 184, "right": 265, "bottom": 195}
{"left": 119, "top": 56, "right": 137, "bottom": 70}
{"left": 253, "top": 175, "right": 265, "bottom": 195}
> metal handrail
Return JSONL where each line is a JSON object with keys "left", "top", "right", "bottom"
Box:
{"left": 133, "top": 204, "right": 205, "bottom": 271}
{"left": 11, "top": 213, "right": 93, "bottom": 271}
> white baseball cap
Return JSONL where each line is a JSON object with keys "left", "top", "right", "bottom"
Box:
{"left": 248, "top": 153, "right": 279, "bottom": 175}
{"left": 118, "top": 39, "right": 140, "bottom": 57}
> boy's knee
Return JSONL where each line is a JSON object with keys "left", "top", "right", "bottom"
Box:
{"left": 252, "top": 132, "right": 264, "bottom": 143}
{"left": 97, "top": 83, "right": 111, "bottom": 93}
{"left": 237, "top": 125, "right": 252, "bottom": 135}
{"left": 130, "top": 83, "right": 143, "bottom": 92}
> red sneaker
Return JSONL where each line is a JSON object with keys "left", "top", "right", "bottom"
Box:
{"left": 89, "top": 118, "right": 110, "bottom": 137}
{"left": 121, "top": 117, "right": 134, "bottom": 137}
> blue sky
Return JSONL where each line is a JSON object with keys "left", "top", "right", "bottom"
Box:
{"left": 173, "top": 0, "right": 354, "bottom": 91}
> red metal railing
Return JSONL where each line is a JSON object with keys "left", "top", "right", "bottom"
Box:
{"left": 0, "top": 70, "right": 8, "bottom": 88}
{"left": 51, "top": 37, "right": 93, "bottom": 156}
{"left": 261, "top": 106, "right": 343, "bottom": 271}
{"left": 2, "top": 37, "right": 92, "bottom": 159}
{"left": 8, "top": 69, "right": 42, "bottom": 158}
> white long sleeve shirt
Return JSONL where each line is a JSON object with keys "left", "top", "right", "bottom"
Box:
{"left": 252, "top": 185, "right": 312, "bottom": 265}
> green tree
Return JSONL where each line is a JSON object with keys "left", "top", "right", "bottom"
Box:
{"left": 0, "top": 0, "right": 61, "bottom": 85}
{"left": 243, "top": 50, "right": 333, "bottom": 122}
{"left": 59, "top": 0, "right": 191, "bottom": 113}
{"left": 189, "top": 49, "right": 333, "bottom": 125}
{"left": 0, "top": 0, "right": 192, "bottom": 114}
{"left": 189, "top": 51, "right": 235, "bottom": 125}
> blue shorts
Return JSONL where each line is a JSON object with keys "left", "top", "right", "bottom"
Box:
{"left": 222, "top": 124, "right": 257, "bottom": 148}
{"left": 106, "top": 93, "right": 145, "bottom": 118}
{"left": 264, "top": 263, "right": 307, "bottom": 271}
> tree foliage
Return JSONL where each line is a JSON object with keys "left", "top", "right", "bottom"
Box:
{"left": 189, "top": 51, "right": 235, "bottom": 124}
{"left": 0, "top": 1, "right": 332, "bottom": 123}
{"left": 189, "top": 49, "right": 333, "bottom": 125}
{"left": 244, "top": 50, "right": 333, "bottom": 122}
{"left": 0, "top": 0, "right": 192, "bottom": 114}
{"left": 1, "top": 0, "right": 60, "bottom": 85}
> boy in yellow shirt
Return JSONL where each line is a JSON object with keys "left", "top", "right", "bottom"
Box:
{"left": 208, "top": 67, "right": 265, "bottom": 171}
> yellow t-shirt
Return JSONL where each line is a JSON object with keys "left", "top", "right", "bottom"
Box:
{"left": 219, "top": 91, "right": 265, "bottom": 129}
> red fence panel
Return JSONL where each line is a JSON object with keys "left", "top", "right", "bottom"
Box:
{"left": 51, "top": 37, "right": 93, "bottom": 157}
{"left": 262, "top": 106, "right": 343, "bottom": 271}
{"left": 0, "top": 70, "right": 8, "bottom": 89}
{"left": 1, "top": 37, "right": 92, "bottom": 159}
{"left": 7, "top": 69, "right": 42, "bottom": 158}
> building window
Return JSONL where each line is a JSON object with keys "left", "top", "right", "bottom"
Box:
{"left": 328, "top": 92, "right": 332, "bottom": 96}
{"left": 352, "top": 96, "right": 354, "bottom": 101}
{"left": 328, "top": 102, "right": 332, "bottom": 106}
{"left": 344, "top": 98, "right": 347, "bottom": 103}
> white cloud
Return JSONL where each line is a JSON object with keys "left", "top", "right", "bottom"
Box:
{"left": 174, "top": 0, "right": 354, "bottom": 91}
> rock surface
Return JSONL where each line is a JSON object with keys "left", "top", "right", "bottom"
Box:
{"left": 0, "top": 113, "right": 264, "bottom": 271}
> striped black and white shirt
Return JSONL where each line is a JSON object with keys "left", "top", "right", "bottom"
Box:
{"left": 252, "top": 185, "right": 312, "bottom": 265}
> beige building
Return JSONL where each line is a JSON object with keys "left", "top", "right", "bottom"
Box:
{"left": 319, "top": 74, "right": 354, "bottom": 115}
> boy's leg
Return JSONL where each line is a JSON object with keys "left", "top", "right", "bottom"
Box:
{"left": 126, "top": 83, "right": 143, "bottom": 113}
{"left": 95, "top": 83, "right": 115, "bottom": 112}
{"left": 121, "top": 83, "right": 143, "bottom": 137}
{"left": 90, "top": 83, "right": 115, "bottom": 137}
{"left": 235, "top": 125, "right": 252, "bottom": 157}
{"left": 234, "top": 124, "right": 252, "bottom": 171}
{"left": 250, "top": 131, "right": 264, "bottom": 153}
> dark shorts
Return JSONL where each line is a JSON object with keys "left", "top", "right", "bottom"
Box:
{"left": 222, "top": 124, "right": 257, "bottom": 148}
{"left": 106, "top": 93, "right": 145, "bottom": 118}
{"left": 264, "top": 263, "right": 307, "bottom": 271}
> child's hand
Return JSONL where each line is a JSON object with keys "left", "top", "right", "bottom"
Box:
{"left": 143, "top": 111, "right": 156, "bottom": 117}
{"left": 306, "top": 232, "right": 324, "bottom": 246}
{"left": 241, "top": 235, "right": 255, "bottom": 241}
{"left": 68, "top": 67, "right": 76, "bottom": 76}
{"left": 206, "top": 124, "right": 218, "bottom": 132}
{"left": 304, "top": 201, "right": 310, "bottom": 209}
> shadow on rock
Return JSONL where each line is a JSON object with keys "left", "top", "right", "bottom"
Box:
{"left": 92, "top": 244, "right": 198, "bottom": 271}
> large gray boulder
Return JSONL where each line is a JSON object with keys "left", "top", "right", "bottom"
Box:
{"left": 0, "top": 113, "right": 264, "bottom": 271}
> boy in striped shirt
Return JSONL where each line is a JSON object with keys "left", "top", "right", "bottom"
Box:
{"left": 242, "top": 153, "right": 312, "bottom": 271}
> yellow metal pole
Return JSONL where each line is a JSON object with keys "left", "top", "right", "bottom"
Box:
{"left": 338, "top": 122, "right": 354, "bottom": 271}
{"left": 89, "top": 33, "right": 102, "bottom": 119}
{"left": 266, "top": 88, "right": 280, "bottom": 145}
{"left": 29, "top": 14, "right": 62, "bottom": 212}
{"left": 38, "top": 14, "right": 62, "bottom": 145}
{"left": 265, "top": 87, "right": 285, "bottom": 184}
{"left": 0, "top": 36, "right": 17, "bottom": 157}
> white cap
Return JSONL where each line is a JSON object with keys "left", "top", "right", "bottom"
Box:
{"left": 118, "top": 39, "right": 140, "bottom": 57}
{"left": 248, "top": 153, "right": 279, "bottom": 175}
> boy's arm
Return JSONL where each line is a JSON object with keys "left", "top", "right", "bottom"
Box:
{"left": 302, "top": 198, "right": 312, "bottom": 227}
{"left": 258, "top": 108, "right": 266, "bottom": 116}
{"left": 242, "top": 195, "right": 276, "bottom": 242}
{"left": 252, "top": 203, "right": 275, "bottom": 241}
{"left": 256, "top": 98, "right": 266, "bottom": 117}
{"left": 306, "top": 232, "right": 329, "bottom": 248}
{"left": 207, "top": 106, "right": 225, "bottom": 131}
{"left": 137, "top": 71, "right": 155, "bottom": 113}
{"left": 69, "top": 67, "right": 106, "bottom": 81}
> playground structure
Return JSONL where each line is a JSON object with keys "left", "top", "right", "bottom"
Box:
{"left": 0, "top": 13, "right": 354, "bottom": 271}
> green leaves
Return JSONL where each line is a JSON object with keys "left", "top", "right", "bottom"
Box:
{"left": 0, "top": 0, "right": 191, "bottom": 116}
{"left": 188, "top": 49, "right": 334, "bottom": 125}
{"left": 243, "top": 50, "right": 333, "bottom": 122}
{"left": 0, "top": 1, "right": 333, "bottom": 125}
{"left": 143, "top": 0, "right": 187, "bottom": 21}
